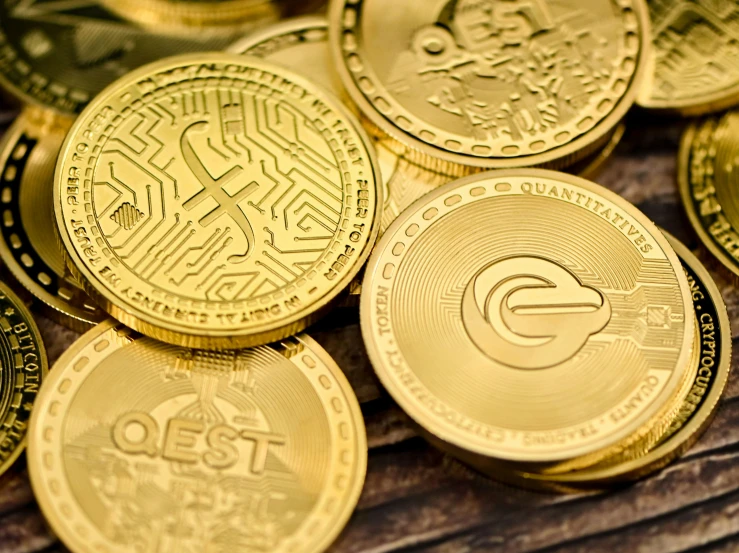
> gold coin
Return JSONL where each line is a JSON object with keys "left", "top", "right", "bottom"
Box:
{"left": 100, "top": 0, "right": 279, "bottom": 29}
{"left": 679, "top": 111, "right": 739, "bottom": 281}
{"left": 0, "top": 280, "right": 47, "bottom": 478}
{"left": 0, "top": 107, "right": 105, "bottom": 332}
{"left": 638, "top": 1, "right": 739, "bottom": 115}
{"left": 0, "top": 1, "right": 259, "bottom": 116}
{"left": 361, "top": 169, "right": 695, "bottom": 472}
{"left": 55, "top": 53, "right": 381, "bottom": 349}
{"left": 506, "top": 233, "right": 731, "bottom": 489}
{"left": 330, "top": 0, "right": 650, "bottom": 172}
{"left": 29, "top": 321, "right": 366, "bottom": 553}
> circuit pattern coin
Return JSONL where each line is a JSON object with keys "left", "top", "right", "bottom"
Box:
{"left": 54, "top": 53, "right": 381, "bottom": 348}
{"left": 638, "top": 0, "right": 739, "bottom": 115}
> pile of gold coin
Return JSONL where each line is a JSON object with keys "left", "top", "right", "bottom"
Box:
{"left": 0, "top": 0, "right": 735, "bottom": 550}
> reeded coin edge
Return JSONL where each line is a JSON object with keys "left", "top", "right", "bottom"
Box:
{"left": 28, "top": 321, "right": 367, "bottom": 553}
{"left": 360, "top": 168, "right": 695, "bottom": 465}
{"left": 328, "top": 0, "right": 651, "bottom": 171}
{"left": 53, "top": 52, "right": 383, "bottom": 349}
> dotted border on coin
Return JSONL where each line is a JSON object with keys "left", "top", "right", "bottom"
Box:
{"left": 31, "top": 323, "right": 366, "bottom": 553}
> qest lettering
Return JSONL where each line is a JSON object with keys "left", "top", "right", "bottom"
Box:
{"left": 112, "top": 412, "right": 285, "bottom": 475}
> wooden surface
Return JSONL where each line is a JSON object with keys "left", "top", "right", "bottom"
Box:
{"left": 0, "top": 107, "right": 738, "bottom": 553}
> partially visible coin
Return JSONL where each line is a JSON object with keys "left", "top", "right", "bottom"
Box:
{"left": 29, "top": 321, "right": 366, "bottom": 553}
{"left": 55, "top": 54, "right": 382, "bottom": 349}
{"left": 0, "top": 107, "right": 105, "bottom": 332}
{"left": 568, "top": 123, "right": 626, "bottom": 182}
{"left": 679, "top": 111, "right": 739, "bottom": 280}
{"left": 361, "top": 169, "right": 695, "bottom": 473}
{"left": 330, "top": 0, "right": 650, "bottom": 172}
{"left": 0, "top": 1, "right": 261, "bottom": 116}
{"left": 0, "top": 281, "right": 47, "bottom": 478}
{"left": 507, "top": 234, "right": 730, "bottom": 489}
{"left": 100, "top": 0, "right": 279, "bottom": 29}
{"left": 639, "top": 0, "right": 739, "bottom": 115}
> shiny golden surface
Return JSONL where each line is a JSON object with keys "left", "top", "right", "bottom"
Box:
{"left": 0, "top": 281, "right": 47, "bottom": 478}
{"left": 231, "top": 16, "right": 456, "bottom": 236}
{"left": 361, "top": 170, "right": 694, "bottom": 470}
{"left": 101, "top": 0, "right": 279, "bottom": 29}
{"left": 510, "top": 234, "right": 730, "bottom": 488}
{"left": 679, "top": 111, "right": 739, "bottom": 280}
{"left": 0, "top": 1, "right": 261, "bottom": 116}
{"left": 54, "top": 53, "right": 381, "bottom": 349}
{"left": 330, "top": 0, "right": 649, "bottom": 171}
{"left": 0, "top": 107, "right": 105, "bottom": 332}
{"left": 639, "top": 0, "right": 739, "bottom": 115}
{"left": 29, "top": 321, "right": 366, "bottom": 553}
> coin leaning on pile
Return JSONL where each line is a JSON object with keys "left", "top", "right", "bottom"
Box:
{"left": 0, "top": 0, "right": 734, "bottom": 551}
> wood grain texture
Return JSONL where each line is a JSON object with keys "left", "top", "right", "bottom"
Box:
{"left": 0, "top": 109, "right": 737, "bottom": 553}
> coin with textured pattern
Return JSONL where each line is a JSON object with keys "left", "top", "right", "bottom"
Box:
{"left": 330, "top": 0, "right": 650, "bottom": 172}
{"left": 679, "top": 110, "right": 739, "bottom": 281}
{"left": 0, "top": 0, "right": 262, "bottom": 116}
{"left": 55, "top": 53, "right": 381, "bottom": 348}
{"left": 0, "top": 280, "right": 47, "bottom": 478}
{"left": 0, "top": 107, "right": 105, "bottom": 331}
{"left": 506, "top": 234, "right": 730, "bottom": 488}
{"left": 29, "top": 321, "right": 365, "bottom": 553}
{"left": 638, "top": 0, "right": 739, "bottom": 115}
{"left": 361, "top": 169, "right": 695, "bottom": 472}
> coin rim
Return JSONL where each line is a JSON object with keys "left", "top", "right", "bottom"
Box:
{"left": 0, "top": 280, "right": 48, "bottom": 477}
{"left": 328, "top": 0, "right": 651, "bottom": 171}
{"left": 228, "top": 15, "right": 329, "bottom": 54}
{"left": 53, "top": 52, "right": 383, "bottom": 349}
{"left": 28, "top": 320, "right": 368, "bottom": 553}
{"left": 512, "top": 232, "right": 731, "bottom": 486}
{"left": 677, "top": 117, "right": 739, "bottom": 279}
{"left": 0, "top": 108, "right": 106, "bottom": 331}
{"left": 360, "top": 168, "right": 695, "bottom": 464}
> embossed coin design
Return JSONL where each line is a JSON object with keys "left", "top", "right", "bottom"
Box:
{"left": 511, "top": 234, "right": 730, "bottom": 488}
{"left": 330, "top": 0, "right": 650, "bottom": 171}
{"left": 0, "top": 281, "right": 47, "bottom": 478}
{"left": 100, "top": 0, "right": 279, "bottom": 29}
{"left": 29, "top": 321, "right": 365, "bottom": 553}
{"left": 231, "top": 16, "right": 455, "bottom": 236}
{"left": 361, "top": 170, "right": 695, "bottom": 470}
{"left": 679, "top": 111, "right": 739, "bottom": 280}
{"left": 55, "top": 53, "right": 381, "bottom": 349}
{"left": 0, "top": 1, "right": 263, "bottom": 116}
{"left": 639, "top": 0, "right": 739, "bottom": 115}
{"left": 0, "top": 108, "right": 105, "bottom": 332}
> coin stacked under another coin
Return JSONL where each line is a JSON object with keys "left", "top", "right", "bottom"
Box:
{"left": 0, "top": 1, "right": 735, "bottom": 552}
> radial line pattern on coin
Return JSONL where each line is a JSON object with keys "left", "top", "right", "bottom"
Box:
{"left": 361, "top": 170, "right": 694, "bottom": 469}
{"left": 640, "top": 0, "right": 739, "bottom": 114}
{"left": 29, "top": 322, "right": 365, "bottom": 553}
{"left": 56, "top": 55, "right": 380, "bottom": 348}
{"left": 331, "top": 0, "right": 648, "bottom": 169}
